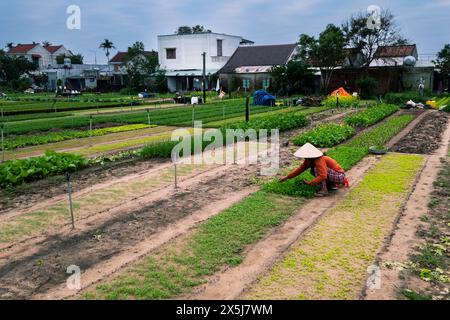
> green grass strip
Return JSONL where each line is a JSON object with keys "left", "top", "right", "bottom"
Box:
{"left": 4, "top": 124, "right": 154, "bottom": 150}
{"left": 246, "top": 153, "right": 425, "bottom": 300}
{"left": 84, "top": 192, "right": 303, "bottom": 300}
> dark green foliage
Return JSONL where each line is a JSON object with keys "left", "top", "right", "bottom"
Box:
{"left": 0, "top": 151, "right": 87, "bottom": 188}
{"left": 384, "top": 92, "right": 429, "bottom": 105}
{"left": 356, "top": 77, "right": 378, "bottom": 99}
{"left": 293, "top": 124, "right": 355, "bottom": 147}
{"left": 345, "top": 104, "right": 399, "bottom": 127}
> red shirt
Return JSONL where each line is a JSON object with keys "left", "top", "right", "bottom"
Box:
{"left": 287, "top": 156, "right": 344, "bottom": 185}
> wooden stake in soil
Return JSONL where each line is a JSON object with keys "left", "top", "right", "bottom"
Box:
{"left": 147, "top": 109, "right": 151, "bottom": 126}
{"left": 246, "top": 96, "right": 250, "bottom": 123}
{"left": 0, "top": 123, "right": 4, "bottom": 163}
{"left": 66, "top": 172, "right": 75, "bottom": 229}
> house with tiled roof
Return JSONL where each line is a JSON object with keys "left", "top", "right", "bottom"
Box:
{"left": 218, "top": 43, "right": 298, "bottom": 92}
{"left": 7, "top": 43, "right": 73, "bottom": 70}
{"left": 109, "top": 50, "right": 159, "bottom": 86}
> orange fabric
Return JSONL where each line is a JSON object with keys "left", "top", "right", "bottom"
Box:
{"left": 286, "top": 156, "right": 344, "bottom": 186}
{"left": 330, "top": 87, "right": 351, "bottom": 97}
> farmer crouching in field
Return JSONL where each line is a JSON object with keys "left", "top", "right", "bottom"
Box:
{"left": 279, "top": 143, "right": 349, "bottom": 197}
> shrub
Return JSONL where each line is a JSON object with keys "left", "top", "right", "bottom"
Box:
{"left": 322, "top": 95, "right": 359, "bottom": 108}
{"left": 356, "top": 77, "right": 378, "bottom": 99}
{"left": 345, "top": 104, "right": 399, "bottom": 127}
{"left": 0, "top": 151, "right": 88, "bottom": 188}
{"left": 384, "top": 92, "right": 428, "bottom": 105}
{"left": 293, "top": 124, "right": 355, "bottom": 148}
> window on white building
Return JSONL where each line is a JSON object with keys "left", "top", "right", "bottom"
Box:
{"left": 166, "top": 48, "right": 176, "bottom": 60}
{"left": 217, "top": 40, "right": 223, "bottom": 57}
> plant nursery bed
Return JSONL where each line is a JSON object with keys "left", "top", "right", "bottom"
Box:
{"left": 391, "top": 112, "right": 449, "bottom": 154}
{"left": 244, "top": 154, "right": 425, "bottom": 300}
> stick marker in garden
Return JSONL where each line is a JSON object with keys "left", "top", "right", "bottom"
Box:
{"left": 1, "top": 123, "right": 4, "bottom": 163}
{"left": 66, "top": 173, "right": 75, "bottom": 229}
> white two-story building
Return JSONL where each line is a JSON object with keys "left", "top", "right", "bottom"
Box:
{"left": 157, "top": 32, "right": 253, "bottom": 92}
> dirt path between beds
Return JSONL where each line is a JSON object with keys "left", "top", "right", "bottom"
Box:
{"left": 365, "top": 114, "right": 450, "bottom": 300}
{"left": 0, "top": 108, "right": 370, "bottom": 300}
{"left": 184, "top": 110, "right": 431, "bottom": 300}
{"left": 0, "top": 108, "right": 346, "bottom": 215}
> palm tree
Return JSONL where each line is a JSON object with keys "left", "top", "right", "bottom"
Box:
{"left": 99, "top": 39, "right": 115, "bottom": 62}
{"left": 5, "top": 42, "right": 14, "bottom": 50}
{"left": 42, "top": 41, "right": 51, "bottom": 47}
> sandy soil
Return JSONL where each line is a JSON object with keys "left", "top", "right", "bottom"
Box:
{"left": 365, "top": 115, "right": 450, "bottom": 300}
{"left": 0, "top": 108, "right": 359, "bottom": 300}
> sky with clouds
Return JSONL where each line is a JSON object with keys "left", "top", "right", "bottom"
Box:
{"left": 0, "top": 0, "right": 448, "bottom": 64}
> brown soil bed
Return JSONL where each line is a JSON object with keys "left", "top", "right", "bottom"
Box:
{"left": 0, "top": 158, "right": 165, "bottom": 215}
{"left": 0, "top": 108, "right": 345, "bottom": 215}
{"left": 0, "top": 165, "right": 256, "bottom": 299}
{"left": 0, "top": 108, "right": 355, "bottom": 299}
{"left": 391, "top": 112, "right": 449, "bottom": 154}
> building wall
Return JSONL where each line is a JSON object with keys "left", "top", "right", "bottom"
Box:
{"left": 328, "top": 66, "right": 435, "bottom": 95}
{"left": 158, "top": 33, "right": 243, "bottom": 72}
{"left": 219, "top": 73, "right": 272, "bottom": 92}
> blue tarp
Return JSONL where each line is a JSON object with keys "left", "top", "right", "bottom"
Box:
{"left": 253, "top": 90, "right": 276, "bottom": 106}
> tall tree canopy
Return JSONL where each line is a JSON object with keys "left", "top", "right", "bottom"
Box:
{"left": 342, "top": 9, "right": 408, "bottom": 67}
{"left": 434, "top": 44, "right": 450, "bottom": 89}
{"left": 125, "top": 42, "right": 159, "bottom": 90}
{"left": 99, "top": 39, "right": 116, "bottom": 62}
{"left": 270, "top": 60, "right": 315, "bottom": 95}
{"left": 176, "top": 25, "right": 211, "bottom": 35}
{"left": 298, "top": 24, "right": 346, "bottom": 93}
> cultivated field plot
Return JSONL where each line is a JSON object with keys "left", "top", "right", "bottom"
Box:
{"left": 0, "top": 102, "right": 448, "bottom": 301}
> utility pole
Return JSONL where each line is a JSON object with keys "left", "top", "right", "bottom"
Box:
{"left": 202, "top": 52, "right": 207, "bottom": 104}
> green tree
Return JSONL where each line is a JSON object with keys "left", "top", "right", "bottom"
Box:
{"left": 434, "top": 44, "right": 450, "bottom": 90}
{"left": 56, "top": 54, "right": 84, "bottom": 64}
{"left": 5, "top": 42, "right": 14, "bottom": 50}
{"left": 342, "top": 9, "right": 408, "bottom": 68}
{"left": 298, "top": 24, "right": 346, "bottom": 93}
{"left": 42, "top": 41, "right": 51, "bottom": 47}
{"left": 176, "top": 25, "right": 211, "bottom": 35}
{"left": 125, "top": 42, "right": 159, "bottom": 90}
{"left": 0, "top": 50, "right": 37, "bottom": 86}
{"left": 271, "top": 60, "right": 315, "bottom": 95}
{"left": 176, "top": 26, "right": 193, "bottom": 35}
{"left": 99, "top": 39, "right": 115, "bottom": 62}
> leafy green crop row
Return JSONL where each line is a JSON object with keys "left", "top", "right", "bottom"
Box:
{"left": 225, "top": 113, "right": 309, "bottom": 132}
{"left": 345, "top": 104, "right": 399, "bottom": 127}
{"left": 4, "top": 124, "right": 153, "bottom": 150}
{"left": 0, "top": 151, "right": 88, "bottom": 188}
{"left": 263, "top": 114, "right": 415, "bottom": 198}
{"left": 293, "top": 124, "right": 355, "bottom": 148}
{"left": 4, "top": 99, "right": 285, "bottom": 135}
{"left": 140, "top": 113, "right": 309, "bottom": 160}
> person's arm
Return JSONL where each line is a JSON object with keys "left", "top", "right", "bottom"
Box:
{"left": 308, "top": 158, "right": 327, "bottom": 186}
{"left": 280, "top": 160, "right": 310, "bottom": 182}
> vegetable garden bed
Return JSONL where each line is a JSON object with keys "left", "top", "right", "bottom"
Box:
{"left": 245, "top": 153, "right": 425, "bottom": 300}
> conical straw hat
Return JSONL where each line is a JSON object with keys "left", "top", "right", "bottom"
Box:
{"left": 294, "top": 143, "right": 323, "bottom": 159}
